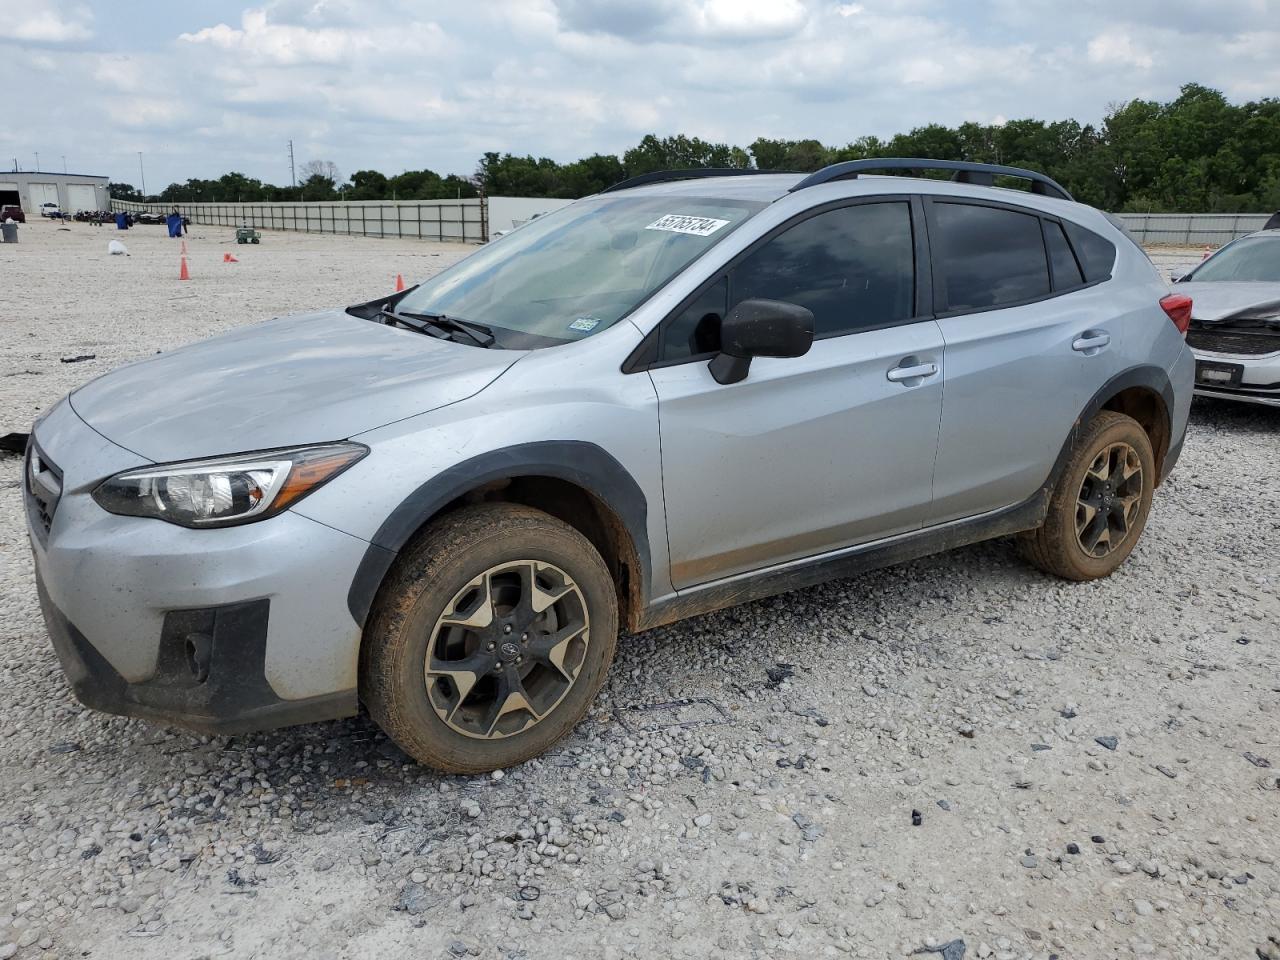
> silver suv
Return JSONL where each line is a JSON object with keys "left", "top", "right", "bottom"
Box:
{"left": 24, "top": 159, "right": 1194, "bottom": 772}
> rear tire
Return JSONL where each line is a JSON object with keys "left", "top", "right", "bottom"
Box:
{"left": 1019, "top": 410, "right": 1155, "bottom": 581}
{"left": 361, "top": 503, "right": 618, "bottom": 773}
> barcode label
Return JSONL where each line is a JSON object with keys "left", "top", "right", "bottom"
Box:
{"left": 645, "top": 214, "right": 729, "bottom": 237}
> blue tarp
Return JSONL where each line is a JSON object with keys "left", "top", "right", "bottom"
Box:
{"left": 166, "top": 214, "right": 183, "bottom": 237}
{"left": 115, "top": 212, "right": 129, "bottom": 230}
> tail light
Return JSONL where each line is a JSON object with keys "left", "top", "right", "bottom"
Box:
{"left": 1160, "top": 294, "right": 1192, "bottom": 335}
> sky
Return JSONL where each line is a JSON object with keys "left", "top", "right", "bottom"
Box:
{"left": 3, "top": 0, "right": 1278, "bottom": 192}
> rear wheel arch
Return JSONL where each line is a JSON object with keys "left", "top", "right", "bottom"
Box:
{"left": 346, "top": 441, "right": 650, "bottom": 635}
{"left": 1100, "top": 385, "right": 1171, "bottom": 483}
{"left": 1049, "top": 366, "right": 1175, "bottom": 497}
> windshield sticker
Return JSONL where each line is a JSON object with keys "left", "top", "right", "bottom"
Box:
{"left": 645, "top": 214, "right": 730, "bottom": 237}
{"left": 569, "top": 317, "right": 601, "bottom": 332}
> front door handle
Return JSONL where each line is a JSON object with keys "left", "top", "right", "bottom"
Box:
{"left": 886, "top": 360, "right": 939, "bottom": 383}
{"left": 1072, "top": 331, "right": 1111, "bottom": 354}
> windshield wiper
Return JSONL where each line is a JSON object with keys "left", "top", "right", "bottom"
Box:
{"left": 404, "top": 311, "right": 497, "bottom": 348}
{"left": 379, "top": 308, "right": 496, "bottom": 348}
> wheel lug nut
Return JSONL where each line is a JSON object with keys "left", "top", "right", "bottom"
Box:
{"left": 521, "top": 633, "right": 529, "bottom": 642}
{"left": 486, "top": 642, "right": 495, "bottom": 650}
{"left": 503, "top": 624, "right": 512, "bottom": 634}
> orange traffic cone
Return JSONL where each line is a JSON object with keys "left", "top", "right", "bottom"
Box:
{"left": 395, "top": 273, "right": 406, "bottom": 292}
{"left": 180, "top": 239, "right": 188, "bottom": 255}
{"left": 179, "top": 257, "right": 190, "bottom": 281}
{"left": 223, "top": 252, "right": 238, "bottom": 263}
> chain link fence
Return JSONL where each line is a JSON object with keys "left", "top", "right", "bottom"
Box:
{"left": 110, "top": 198, "right": 488, "bottom": 243}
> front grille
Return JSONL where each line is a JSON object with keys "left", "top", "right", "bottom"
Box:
{"left": 24, "top": 441, "right": 62, "bottom": 546}
{"left": 1187, "top": 326, "right": 1280, "bottom": 357}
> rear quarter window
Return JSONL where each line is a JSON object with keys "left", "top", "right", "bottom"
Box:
{"left": 1062, "top": 221, "right": 1117, "bottom": 283}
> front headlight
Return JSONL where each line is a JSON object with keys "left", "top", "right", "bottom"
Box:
{"left": 93, "top": 443, "right": 367, "bottom": 528}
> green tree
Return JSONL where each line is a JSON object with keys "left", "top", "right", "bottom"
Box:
{"left": 347, "top": 169, "right": 389, "bottom": 200}
{"left": 749, "top": 138, "right": 830, "bottom": 171}
{"left": 109, "top": 182, "right": 143, "bottom": 202}
{"left": 622, "top": 134, "right": 751, "bottom": 176}
{"left": 136, "top": 85, "right": 1280, "bottom": 210}
{"left": 298, "top": 173, "right": 338, "bottom": 201}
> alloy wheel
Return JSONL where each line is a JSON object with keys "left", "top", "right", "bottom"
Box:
{"left": 1075, "top": 441, "right": 1144, "bottom": 558}
{"left": 425, "top": 560, "right": 590, "bottom": 739}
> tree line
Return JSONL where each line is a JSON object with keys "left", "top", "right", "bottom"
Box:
{"left": 113, "top": 85, "right": 1280, "bottom": 212}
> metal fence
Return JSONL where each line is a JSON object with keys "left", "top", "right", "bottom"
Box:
{"left": 1112, "top": 212, "right": 1272, "bottom": 246}
{"left": 108, "top": 198, "right": 1271, "bottom": 249}
{"left": 110, "top": 198, "right": 488, "bottom": 243}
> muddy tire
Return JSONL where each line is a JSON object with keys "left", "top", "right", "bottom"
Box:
{"left": 361, "top": 503, "right": 618, "bottom": 773}
{"left": 1019, "top": 410, "right": 1155, "bottom": 581}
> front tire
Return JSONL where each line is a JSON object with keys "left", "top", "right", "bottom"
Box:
{"left": 361, "top": 503, "right": 618, "bottom": 773}
{"left": 1019, "top": 410, "right": 1155, "bottom": 581}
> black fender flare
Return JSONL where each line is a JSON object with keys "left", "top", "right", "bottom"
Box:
{"left": 346, "top": 441, "right": 650, "bottom": 626}
{"left": 1044, "top": 364, "right": 1177, "bottom": 502}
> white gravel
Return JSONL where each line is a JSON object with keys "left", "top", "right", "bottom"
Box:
{"left": 1, "top": 219, "right": 1277, "bottom": 960}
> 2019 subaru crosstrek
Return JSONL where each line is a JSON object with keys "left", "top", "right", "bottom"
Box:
{"left": 24, "top": 159, "right": 1194, "bottom": 772}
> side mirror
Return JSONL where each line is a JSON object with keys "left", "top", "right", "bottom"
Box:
{"left": 708, "top": 298, "right": 815, "bottom": 385}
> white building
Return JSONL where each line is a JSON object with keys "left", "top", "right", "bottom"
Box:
{"left": 0, "top": 170, "right": 110, "bottom": 214}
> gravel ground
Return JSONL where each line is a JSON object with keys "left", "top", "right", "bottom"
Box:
{"left": 1, "top": 220, "right": 1277, "bottom": 960}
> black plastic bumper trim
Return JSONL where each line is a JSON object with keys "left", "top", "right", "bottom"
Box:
{"left": 36, "top": 570, "right": 356, "bottom": 735}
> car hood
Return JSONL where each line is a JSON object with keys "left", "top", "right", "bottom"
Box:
{"left": 70, "top": 309, "right": 524, "bottom": 462}
{"left": 1175, "top": 281, "right": 1280, "bottom": 323}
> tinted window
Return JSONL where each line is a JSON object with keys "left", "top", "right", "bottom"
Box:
{"left": 1044, "top": 220, "right": 1085, "bottom": 289}
{"left": 1062, "top": 220, "right": 1116, "bottom": 283}
{"left": 661, "top": 277, "right": 728, "bottom": 360}
{"left": 730, "top": 202, "right": 915, "bottom": 338}
{"left": 933, "top": 203, "right": 1050, "bottom": 311}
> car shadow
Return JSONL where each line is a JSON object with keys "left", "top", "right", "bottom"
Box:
{"left": 1189, "top": 395, "right": 1279, "bottom": 434}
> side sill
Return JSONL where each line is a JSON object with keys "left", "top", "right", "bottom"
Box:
{"left": 636, "top": 490, "right": 1048, "bottom": 631}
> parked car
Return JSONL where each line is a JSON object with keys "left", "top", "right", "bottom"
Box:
{"left": 24, "top": 159, "right": 1194, "bottom": 772}
{"left": 1173, "top": 227, "right": 1280, "bottom": 407}
{"left": 132, "top": 211, "right": 188, "bottom": 227}
{"left": 1, "top": 204, "right": 24, "bottom": 223}
{"left": 38, "top": 202, "right": 61, "bottom": 218}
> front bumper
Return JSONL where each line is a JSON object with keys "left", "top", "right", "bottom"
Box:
{"left": 35, "top": 574, "right": 352, "bottom": 734}
{"left": 25, "top": 399, "right": 370, "bottom": 733}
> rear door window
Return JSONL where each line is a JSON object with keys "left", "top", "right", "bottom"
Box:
{"left": 932, "top": 202, "right": 1050, "bottom": 312}
{"left": 1043, "top": 220, "right": 1085, "bottom": 289}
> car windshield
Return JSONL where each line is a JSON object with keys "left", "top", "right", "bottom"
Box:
{"left": 1189, "top": 236, "right": 1280, "bottom": 282}
{"left": 396, "top": 195, "right": 764, "bottom": 346}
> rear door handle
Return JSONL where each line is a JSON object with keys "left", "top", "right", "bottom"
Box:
{"left": 1072, "top": 332, "right": 1111, "bottom": 354}
{"left": 886, "top": 361, "right": 939, "bottom": 383}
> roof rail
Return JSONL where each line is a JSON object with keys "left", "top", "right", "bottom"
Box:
{"left": 788, "top": 158, "right": 1074, "bottom": 201}
{"left": 601, "top": 168, "right": 786, "bottom": 193}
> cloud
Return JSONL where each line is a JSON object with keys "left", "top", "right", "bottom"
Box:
{"left": 179, "top": 7, "right": 446, "bottom": 65}
{"left": 4, "top": 0, "right": 93, "bottom": 42}
{"left": 689, "top": 0, "right": 808, "bottom": 39}
{"left": 551, "top": 0, "right": 808, "bottom": 42}
{"left": 1, "top": 0, "right": 1279, "bottom": 190}
{"left": 1086, "top": 29, "right": 1154, "bottom": 69}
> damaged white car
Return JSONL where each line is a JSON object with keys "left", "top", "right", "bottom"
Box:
{"left": 1175, "top": 227, "right": 1280, "bottom": 407}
